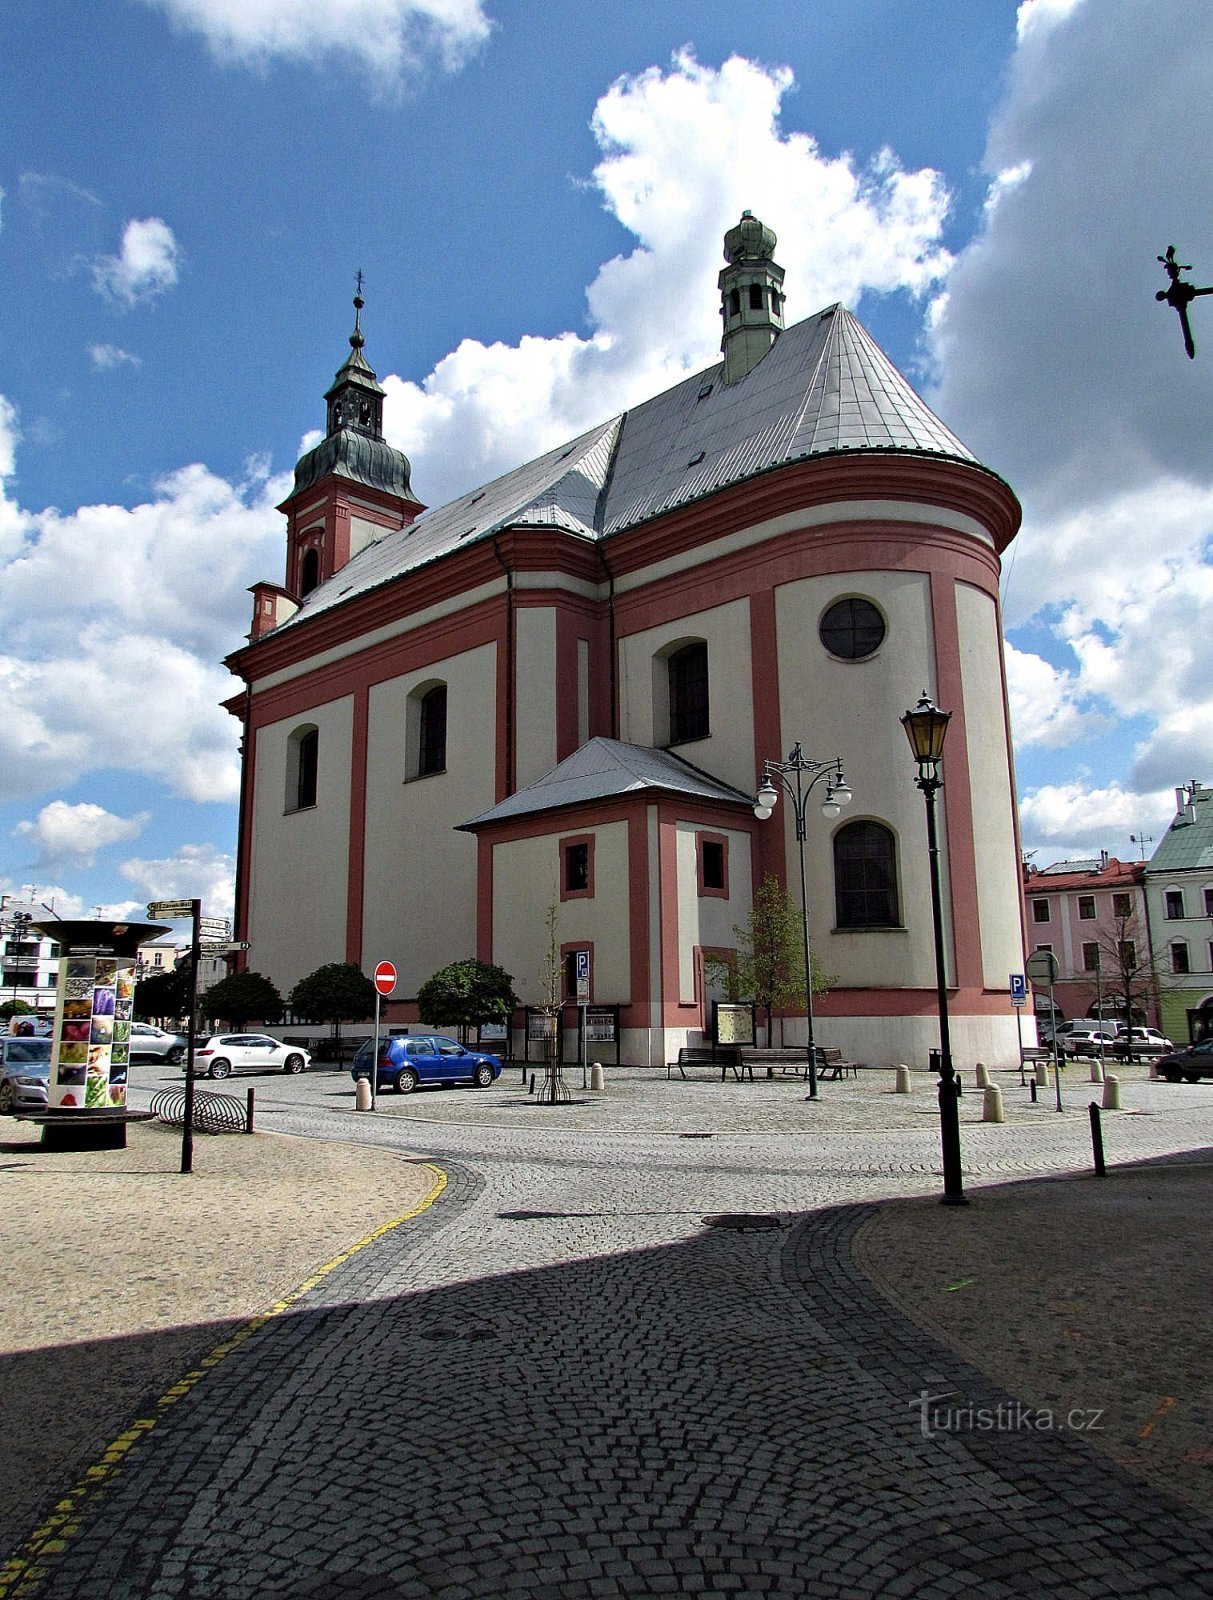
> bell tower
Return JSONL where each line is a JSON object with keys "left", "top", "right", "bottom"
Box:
{"left": 718, "top": 211, "right": 785, "bottom": 385}
{"left": 260, "top": 278, "right": 423, "bottom": 636}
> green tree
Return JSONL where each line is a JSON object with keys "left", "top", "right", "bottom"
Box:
{"left": 710, "top": 875, "right": 834, "bottom": 1045}
{"left": 416, "top": 958, "right": 517, "bottom": 1043}
{"left": 0, "top": 999, "right": 33, "bottom": 1025}
{"left": 134, "top": 966, "right": 193, "bottom": 1024}
{"left": 200, "top": 970, "right": 284, "bottom": 1027}
{"left": 288, "top": 962, "right": 377, "bottom": 1057}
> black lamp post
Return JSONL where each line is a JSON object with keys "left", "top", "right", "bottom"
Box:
{"left": 754, "top": 744, "right": 851, "bottom": 1100}
{"left": 901, "top": 692, "right": 967, "bottom": 1205}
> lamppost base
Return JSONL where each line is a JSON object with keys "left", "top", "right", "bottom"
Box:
{"left": 940, "top": 1192, "right": 969, "bottom": 1207}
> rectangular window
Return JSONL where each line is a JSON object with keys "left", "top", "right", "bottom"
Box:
{"left": 1112, "top": 893, "right": 1131, "bottom": 918}
{"left": 1081, "top": 942, "right": 1101, "bottom": 971}
{"left": 1205, "top": 888, "right": 1213, "bottom": 917}
{"left": 560, "top": 836, "right": 594, "bottom": 900}
{"left": 1031, "top": 899, "right": 1050, "bottom": 923}
{"left": 1171, "top": 942, "right": 1190, "bottom": 975}
{"left": 1077, "top": 896, "right": 1095, "bottom": 920}
{"left": 1165, "top": 889, "right": 1185, "bottom": 919}
{"left": 1119, "top": 940, "right": 1137, "bottom": 970}
{"left": 697, "top": 833, "right": 728, "bottom": 897}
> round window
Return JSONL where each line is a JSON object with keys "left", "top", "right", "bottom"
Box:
{"left": 819, "top": 597, "right": 885, "bottom": 660}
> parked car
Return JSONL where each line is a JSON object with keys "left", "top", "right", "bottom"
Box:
{"left": 189, "top": 1034, "right": 310, "bottom": 1079}
{"left": 129, "top": 1022, "right": 188, "bottom": 1064}
{"left": 1154, "top": 1039, "right": 1213, "bottom": 1083}
{"left": 0, "top": 1035, "right": 53, "bottom": 1113}
{"left": 351, "top": 1034, "right": 502, "bottom": 1094}
{"left": 1108, "top": 1028, "right": 1175, "bottom": 1061}
{"left": 1059, "top": 1024, "right": 1121, "bottom": 1058}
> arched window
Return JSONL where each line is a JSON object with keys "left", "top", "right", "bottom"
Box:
{"left": 286, "top": 725, "right": 318, "bottom": 812}
{"left": 299, "top": 548, "right": 320, "bottom": 597}
{"left": 834, "top": 821, "right": 899, "bottom": 928}
{"left": 418, "top": 684, "right": 447, "bottom": 776}
{"left": 668, "top": 642, "right": 709, "bottom": 744}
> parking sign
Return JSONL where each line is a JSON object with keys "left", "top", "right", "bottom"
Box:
{"left": 1009, "top": 973, "right": 1027, "bottom": 1008}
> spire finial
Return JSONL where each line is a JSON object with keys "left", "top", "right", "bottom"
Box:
{"left": 351, "top": 269, "right": 366, "bottom": 352}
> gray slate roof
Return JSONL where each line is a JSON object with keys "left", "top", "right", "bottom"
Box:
{"left": 1149, "top": 788, "right": 1213, "bottom": 872}
{"left": 458, "top": 738, "right": 755, "bottom": 830}
{"left": 286, "top": 303, "right": 977, "bottom": 630}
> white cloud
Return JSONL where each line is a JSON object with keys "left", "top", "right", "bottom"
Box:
{"left": 0, "top": 412, "right": 286, "bottom": 803}
{"left": 1004, "top": 641, "right": 1107, "bottom": 749}
{"left": 120, "top": 842, "right": 236, "bottom": 924}
{"left": 138, "top": 0, "right": 492, "bottom": 85}
{"left": 1018, "top": 780, "right": 1175, "bottom": 861}
{"left": 13, "top": 801, "right": 150, "bottom": 869}
{"left": 89, "top": 343, "right": 141, "bottom": 370}
{"left": 92, "top": 218, "right": 181, "bottom": 307}
{"left": 385, "top": 51, "right": 954, "bottom": 508}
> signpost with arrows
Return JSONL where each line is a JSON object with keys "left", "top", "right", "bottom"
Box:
{"left": 147, "top": 898, "right": 203, "bottom": 1172}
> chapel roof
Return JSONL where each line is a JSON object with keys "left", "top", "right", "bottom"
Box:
{"left": 278, "top": 299, "right": 993, "bottom": 630}
{"left": 1149, "top": 784, "right": 1213, "bottom": 873}
{"left": 457, "top": 738, "right": 755, "bottom": 830}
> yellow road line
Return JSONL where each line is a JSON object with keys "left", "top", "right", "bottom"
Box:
{"left": 0, "top": 1163, "right": 447, "bottom": 1599}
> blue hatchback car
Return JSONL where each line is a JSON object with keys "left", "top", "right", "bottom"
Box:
{"left": 351, "top": 1034, "right": 502, "bottom": 1095}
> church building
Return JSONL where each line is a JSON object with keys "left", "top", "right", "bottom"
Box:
{"left": 226, "top": 214, "right": 1027, "bottom": 1067}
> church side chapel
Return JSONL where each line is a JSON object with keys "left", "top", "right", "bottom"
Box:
{"left": 226, "top": 214, "right": 1027, "bottom": 1067}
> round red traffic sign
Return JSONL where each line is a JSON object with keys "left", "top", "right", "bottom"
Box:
{"left": 373, "top": 961, "right": 397, "bottom": 996}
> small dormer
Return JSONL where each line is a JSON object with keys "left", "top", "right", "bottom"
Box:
{"left": 718, "top": 211, "right": 786, "bottom": 385}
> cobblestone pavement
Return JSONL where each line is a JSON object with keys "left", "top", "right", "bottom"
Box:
{"left": 1, "top": 1062, "right": 1210, "bottom": 1598}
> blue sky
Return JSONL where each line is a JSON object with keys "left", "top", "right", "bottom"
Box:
{"left": 1, "top": 0, "right": 1211, "bottom": 930}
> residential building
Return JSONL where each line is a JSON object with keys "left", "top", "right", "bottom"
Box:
{"left": 1020, "top": 855, "right": 1155, "bottom": 1027}
{"left": 1143, "top": 782, "right": 1213, "bottom": 1042}
{"left": 0, "top": 898, "right": 62, "bottom": 1019}
{"left": 226, "top": 214, "right": 1028, "bottom": 1067}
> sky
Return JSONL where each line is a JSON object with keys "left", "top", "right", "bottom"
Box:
{"left": 1, "top": 0, "right": 1212, "bottom": 935}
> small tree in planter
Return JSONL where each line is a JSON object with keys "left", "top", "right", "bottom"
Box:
{"left": 199, "top": 970, "right": 284, "bottom": 1029}
{"left": 416, "top": 958, "right": 517, "bottom": 1045}
{"left": 710, "top": 875, "right": 834, "bottom": 1046}
{"left": 288, "top": 962, "right": 378, "bottom": 1059}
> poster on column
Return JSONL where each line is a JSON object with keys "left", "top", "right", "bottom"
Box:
{"left": 51, "top": 956, "right": 133, "bottom": 1108}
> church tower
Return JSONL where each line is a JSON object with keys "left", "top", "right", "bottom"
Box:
{"left": 253, "top": 282, "right": 423, "bottom": 638}
{"left": 718, "top": 210, "right": 786, "bottom": 385}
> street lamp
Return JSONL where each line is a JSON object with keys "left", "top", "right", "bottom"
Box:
{"left": 754, "top": 743, "right": 852, "bottom": 1100}
{"left": 901, "top": 692, "right": 966, "bottom": 1204}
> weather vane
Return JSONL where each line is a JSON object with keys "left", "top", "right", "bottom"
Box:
{"left": 1156, "top": 245, "right": 1213, "bottom": 359}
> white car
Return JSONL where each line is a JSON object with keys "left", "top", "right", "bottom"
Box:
{"left": 1109, "top": 1028, "right": 1175, "bottom": 1060}
{"left": 129, "top": 1022, "right": 188, "bottom": 1063}
{"left": 189, "top": 1034, "right": 310, "bottom": 1078}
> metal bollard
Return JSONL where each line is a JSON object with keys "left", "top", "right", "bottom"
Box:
{"left": 528, "top": 1072, "right": 536, "bottom": 1096}
{"left": 1088, "top": 1101, "right": 1106, "bottom": 1177}
{"left": 246, "top": 1086, "right": 255, "bottom": 1133}
{"left": 1030, "top": 1077, "right": 1037, "bottom": 1103}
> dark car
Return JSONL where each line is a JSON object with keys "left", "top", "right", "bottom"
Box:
{"left": 351, "top": 1034, "right": 501, "bottom": 1094}
{"left": 1154, "top": 1038, "right": 1213, "bottom": 1083}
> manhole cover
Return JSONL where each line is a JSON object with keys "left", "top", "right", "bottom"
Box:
{"left": 702, "top": 1213, "right": 789, "bottom": 1231}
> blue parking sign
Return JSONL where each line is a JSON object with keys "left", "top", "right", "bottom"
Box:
{"left": 1009, "top": 973, "right": 1027, "bottom": 1007}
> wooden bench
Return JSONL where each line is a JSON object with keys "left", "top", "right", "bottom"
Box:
{"left": 668, "top": 1045, "right": 745, "bottom": 1081}
{"left": 739, "top": 1046, "right": 859, "bottom": 1081}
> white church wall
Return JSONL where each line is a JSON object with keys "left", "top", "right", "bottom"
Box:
{"left": 616, "top": 596, "right": 754, "bottom": 792}
{"left": 514, "top": 607, "right": 558, "bottom": 787}
{"left": 774, "top": 567, "right": 944, "bottom": 991}
{"left": 490, "top": 822, "right": 632, "bottom": 1008}
{"left": 247, "top": 694, "right": 353, "bottom": 992}
{"left": 362, "top": 643, "right": 497, "bottom": 992}
{"left": 956, "top": 581, "right": 1025, "bottom": 990}
{"left": 673, "top": 821, "right": 753, "bottom": 1003}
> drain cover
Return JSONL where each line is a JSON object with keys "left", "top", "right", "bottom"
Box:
{"left": 702, "top": 1213, "right": 789, "bottom": 1231}
{"left": 420, "top": 1325, "right": 496, "bottom": 1341}
{"left": 679, "top": 1131, "right": 714, "bottom": 1139}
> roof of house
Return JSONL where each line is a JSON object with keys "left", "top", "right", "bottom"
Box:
{"left": 1149, "top": 785, "right": 1213, "bottom": 873}
{"left": 282, "top": 301, "right": 996, "bottom": 631}
{"left": 457, "top": 738, "right": 755, "bottom": 830}
{"left": 1025, "top": 858, "right": 1143, "bottom": 893}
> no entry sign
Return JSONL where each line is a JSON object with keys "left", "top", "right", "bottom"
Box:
{"left": 373, "top": 961, "right": 397, "bottom": 996}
